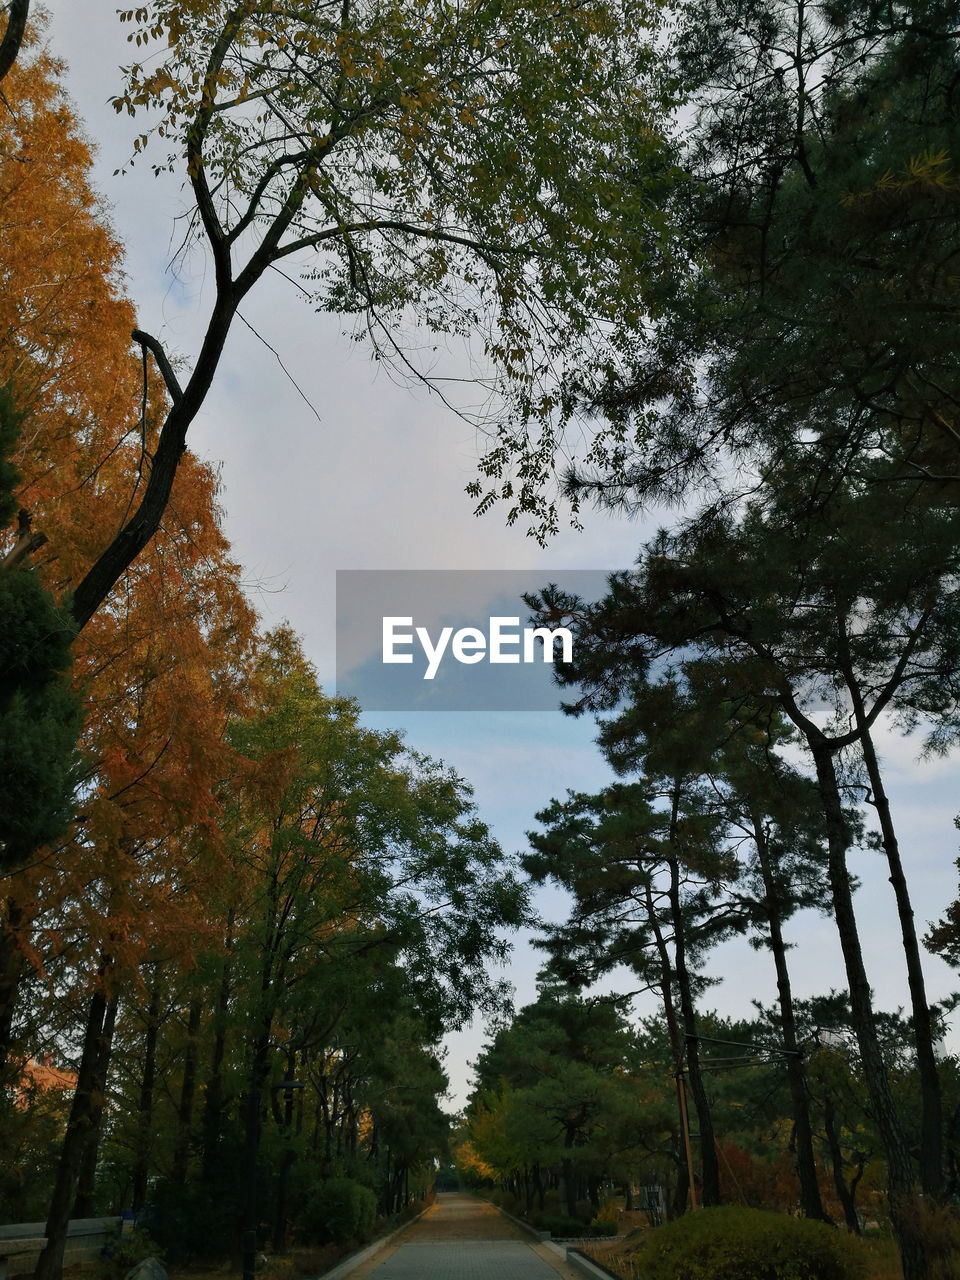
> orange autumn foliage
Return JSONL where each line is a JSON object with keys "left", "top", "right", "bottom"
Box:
{"left": 0, "top": 34, "right": 259, "bottom": 987}
{"left": 0, "top": 33, "right": 142, "bottom": 592}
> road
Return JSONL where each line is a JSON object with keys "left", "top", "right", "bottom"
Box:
{"left": 343, "top": 1193, "right": 585, "bottom": 1280}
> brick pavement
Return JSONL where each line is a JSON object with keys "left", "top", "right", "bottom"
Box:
{"left": 343, "top": 1194, "right": 583, "bottom": 1280}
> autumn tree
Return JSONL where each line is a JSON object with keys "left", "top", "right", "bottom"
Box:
{"left": 28, "top": 453, "right": 258, "bottom": 1280}
{"left": 0, "top": 30, "right": 154, "bottom": 1074}
{"left": 0, "top": 17, "right": 252, "bottom": 1091}
{"left": 0, "top": 26, "right": 138, "bottom": 890}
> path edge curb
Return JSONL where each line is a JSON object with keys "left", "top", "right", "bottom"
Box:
{"left": 317, "top": 1204, "right": 430, "bottom": 1280}
{"left": 565, "top": 1247, "right": 622, "bottom": 1280}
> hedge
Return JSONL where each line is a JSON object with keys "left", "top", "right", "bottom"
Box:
{"left": 632, "top": 1205, "right": 867, "bottom": 1280}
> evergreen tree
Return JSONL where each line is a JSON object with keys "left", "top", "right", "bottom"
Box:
{"left": 0, "top": 386, "right": 80, "bottom": 876}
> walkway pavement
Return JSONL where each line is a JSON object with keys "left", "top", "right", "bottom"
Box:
{"left": 343, "top": 1194, "right": 583, "bottom": 1280}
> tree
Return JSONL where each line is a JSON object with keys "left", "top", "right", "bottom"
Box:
{"left": 529, "top": 482, "right": 960, "bottom": 1275}
{"left": 60, "top": 0, "right": 674, "bottom": 630}
{"left": 211, "top": 627, "right": 528, "bottom": 1278}
{"left": 0, "top": 388, "right": 80, "bottom": 881}
{"left": 570, "top": 0, "right": 960, "bottom": 513}
{"left": 468, "top": 987, "right": 657, "bottom": 1219}
{"left": 18, "top": 437, "right": 257, "bottom": 1279}
{"left": 527, "top": 780, "right": 734, "bottom": 1210}
{"left": 551, "top": 672, "right": 834, "bottom": 1221}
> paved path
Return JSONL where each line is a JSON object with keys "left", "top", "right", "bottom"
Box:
{"left": 344, "top": 1194, "right": 582, "bottom": 1280}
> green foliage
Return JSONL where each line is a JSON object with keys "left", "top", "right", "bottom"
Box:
{"left": 147, "top": 1177, "right": 240, "bottom": 1263}
{"left": 633, "top": 1206, "right": 867, "bottom": 1280}
{"left": 434, "top": 1165, "right": 459, "bottom": 1191}
{"left": 531, "top": 1213, "right": 591, "bottom": 1237}
{"left": 111, "top": 0, "right": 677, "bottom": 541}
{"left": 0, "top": 386, "right": 81, "bottom": 869}
{"left": 575, "top": 1, "right": 960, "bottom": 517}
{"left": 0, "top": 1089, "right": 73, "bottom": 1221}
{"left": 101, "top": 1228, "right": 166, "bottom": 1279}
{"left": 227, "top": 627, "right": 529, "bottom": 1041}
{"left": 299, "top": 1177, "right": 377, "bottom": 1246}
{"left": 466, "top": 988, "right": 666, "bottom": 1221}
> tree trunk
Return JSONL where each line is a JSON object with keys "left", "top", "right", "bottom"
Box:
{"left": 823, "top": 1092, "right": 861, "bottom": 1234}
{"left": 751, "top": 808, "right": 829, "bottom": 1221}
{"left": 853, "top": 713, "right": 942, "bottom": 1199}
{"left": 562, "top": 1146, "right": 577, "bottom": 1219}
{"left": 0, "top": 0, "right": 30, "bottom": 84}
{"left": 131, "top": 975, "right": 163, "bottom": 1213}
{"left": 70, "top": 293, "right": 240, "bottom": 631}
{"left": 0, "top": 900, "right": 26, "bottom": 1087}
{"left": 944, "top": 1103, "right": 960, "bottom": 1201}
{"left": 242, "top": 1030, "right": 271, "bottom": 1280}
{"left": 272, "top": 1051, "right": 297, "bottom": 1253}
{"left": 809, "top": 740, "right": 926, "bottom": 1279}
{"left": 201, "top": 908, "right": 235, "bottom": 1182}
{"left": 646, "top": 880, "right": 692, "bottom": 1216}
{"left": 172, "top": 998, "right": 202, "bottom": 1183}
{"left": 666, "top": 790, "right": 720, "bottom": 1208}
{"left": 73, "top": 995, "right": 119, "bottom": 1217}
{"left": 35, "top": 967, "right": 116, "bottom": 1280}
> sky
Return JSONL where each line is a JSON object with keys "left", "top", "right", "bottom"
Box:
{"left": 39, "top": 2, "right": 960, "bottom": 1109}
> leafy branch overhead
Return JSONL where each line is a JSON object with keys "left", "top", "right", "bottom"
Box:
{"left": 108, "top": 0, "right": 673, "bottom": 544}
{"left": 567, "top": 0, "right": 960, "bottom": 514}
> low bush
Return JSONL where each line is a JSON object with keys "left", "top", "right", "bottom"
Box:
{"left": 594, "top": 1195, "right": 623, "bottom": 1223}
{"left": 100, "top": 1227, "right": 166, "bottom": 1279}
{"left": 146, "top": 1179, "right": 237, "bottom": 1263}
{"left": 492, "top": 1189, "right": 521, "bottom": 1216}
{"left": 632, "top": 1205, "right": 867, "bottom": 1280}
{"left": 899, "top": 1198, "right": 960, "bottom": 1280}
{"left": 587, "top": 1218, "right": 618, "bottom": 1238}
{"left": 299, "top": 1177, "right": 377, "bottom": 1246}
{"left": 536, "top": 1213, "right": 592, "bottom": 1237}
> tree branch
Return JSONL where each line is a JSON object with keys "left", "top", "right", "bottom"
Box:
{"left": 0, "top": 0, "right": 28, "bottom": 84}
{"left": 131, "top": 330, "right": 184, "bottom": 406}
{"left": 0, "top": 507, "right": 45, "bottom": 572}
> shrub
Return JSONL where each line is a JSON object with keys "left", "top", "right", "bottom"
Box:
{"left": 587, "top": 1218, "right": 618, "bottom": 1237}
{"left": 898, "top": 1198, "right": 960, "bottom": 1280}
{"left": 100, "top": 1227, "right": 166, "bottom": 1280}
{"left": 632, "top": 1206, "right": 867, "bottom": 1280}
{"left": 538, "top": 1214, "right": 592, "bottom": 1237}
{"left": 299, "top": 1177, "right": 377, "bottom": 1246}
{"left": 594, "top": 1195, "right": 623, "bottom": 1223}
{"left": 147, "top": 1179, "right": 237, "bottom": 1263}
{"left": 489, "top": 1188, "right": 521, "bottom": 1215}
